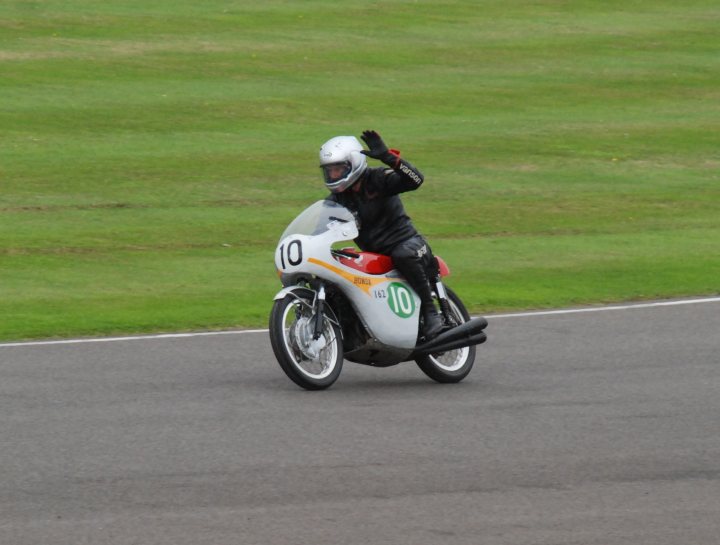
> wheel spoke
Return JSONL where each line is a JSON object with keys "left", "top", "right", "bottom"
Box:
{"left": 430, "top": 299, "right": 470, "bottom": 371}
{"left": 280, "top": 297, "right": 338, "bottom": 380}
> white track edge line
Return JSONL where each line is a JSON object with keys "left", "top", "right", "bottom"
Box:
{"left": 486, "top": 296, "right": 720, "bottom": 319}
{"left": 1, "top": 296, "right": 718, "bottom": 349}
{"left": 0, "top": 329, "right": 269, "bottom": 348}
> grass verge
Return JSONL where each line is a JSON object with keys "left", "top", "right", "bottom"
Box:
{"left": 1, "top": 0, "right": 718, "bottom": 340}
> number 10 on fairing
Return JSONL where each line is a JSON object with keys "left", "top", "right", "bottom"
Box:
{"left": 387, "top": 282, "right": 415, "bottom": 318}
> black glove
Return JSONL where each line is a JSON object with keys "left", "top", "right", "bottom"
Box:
{"left": 360, "top": 130, "right": 394, "bottom": 164}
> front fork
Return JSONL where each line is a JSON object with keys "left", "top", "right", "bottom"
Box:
{"left": 312, "top": 283, "right": 326, "bottom": 340}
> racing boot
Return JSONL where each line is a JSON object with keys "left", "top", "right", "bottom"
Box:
{"left": 422, "top": 305, "right": 445, "bottom": 340}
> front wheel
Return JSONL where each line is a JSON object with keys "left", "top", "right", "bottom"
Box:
{"left": 415, "top": 286, "right": 476, "bottom": 383}
{"left": 269, "top": 288, "right": 343, "bottom": 390}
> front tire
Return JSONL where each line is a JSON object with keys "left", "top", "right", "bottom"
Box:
{"left": 415, "top": 287, "right": 476, "bottom": 383}
{"left": 269, "top": 288, "right": 343, "bottom": 390}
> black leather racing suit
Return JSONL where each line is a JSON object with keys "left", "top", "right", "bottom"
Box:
{"left": 327, "top": 157, "right": 439, "bottom": 314}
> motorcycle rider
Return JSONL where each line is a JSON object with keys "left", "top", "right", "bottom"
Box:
{"left": 321, "top": 130, "right": 445, "bottom": 340}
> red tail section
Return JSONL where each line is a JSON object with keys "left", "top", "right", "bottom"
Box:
{"left": 336, "top": 249, "right": 394, "bottom": 275}
{"left": 335, "top": 248, "right": 451, "bottom": 277}
{"left": 436, "top": 256, "right": 450, "bottom": 277}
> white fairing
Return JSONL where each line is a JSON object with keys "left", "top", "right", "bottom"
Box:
{"left": 275, "top": 200, "right": 420, "bottom": 350}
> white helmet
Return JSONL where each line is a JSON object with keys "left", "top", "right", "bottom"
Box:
{"left": 319, "top": 136, "right": 367, "bottom": 193}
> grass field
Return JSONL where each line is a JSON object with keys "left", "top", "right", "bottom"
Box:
{"left": 1, "top": 0, "right": 718, "bottom": 341}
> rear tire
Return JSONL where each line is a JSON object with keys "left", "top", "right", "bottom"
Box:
{"left": 415, "top": 287, "right": 476, "bottom": 383}
{"left": 269, "top": 288, "right": 343, "bottom": 390}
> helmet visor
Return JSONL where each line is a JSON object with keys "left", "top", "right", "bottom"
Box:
{"left": 321, "top": 162, "right": 352, "bottom": 186}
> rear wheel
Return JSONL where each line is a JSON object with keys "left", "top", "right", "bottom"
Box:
{"left": 269, "top": 288, "right": 343, "bottom": 390}
{"left": 415, "top": 287, "right": 476, "bottom": 383}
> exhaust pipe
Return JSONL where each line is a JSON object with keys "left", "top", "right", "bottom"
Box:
{"left": 413, "top": 332, "right": 487, "bottom": 356}
{"left": 411, "top": 316, "right": 488, "bottom": 357}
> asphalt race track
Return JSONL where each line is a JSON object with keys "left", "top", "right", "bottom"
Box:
{"left": 2, "top": 299, "right": 719, "bottom": 545}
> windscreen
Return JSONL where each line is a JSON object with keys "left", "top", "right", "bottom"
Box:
{"left": 280, "top": 200, "right": 355, "bottom": 240}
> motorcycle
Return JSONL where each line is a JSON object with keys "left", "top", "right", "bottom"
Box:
{"left": 269, "top": 200, "right": 488, "bottom": 390}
